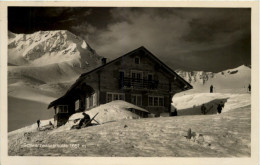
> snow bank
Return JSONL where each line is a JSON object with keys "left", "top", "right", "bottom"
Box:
{"left": 172, "top": 93, "right": 251, "bottom": 116}
{"left": 52, "top": 100, "right": 146, "bottom": 132}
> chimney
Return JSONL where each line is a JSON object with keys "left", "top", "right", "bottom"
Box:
{"left": 102, "top": 58, "right": 107, "bottom": 65}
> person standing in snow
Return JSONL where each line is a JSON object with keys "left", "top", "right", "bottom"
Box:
{"left": 201, "top": 104, "right": 206, "bottom": 115}
{"left": 210, "top": 85, "right": 214, "bottom": 93}
{"left": 37, "top": 119, "right": 41, "bottom": 129}
{"left": 217, "top": 104, "right": 222, "bottom": 114}
{"left": 248, "top": 84, "right": 251, "bottom": 92}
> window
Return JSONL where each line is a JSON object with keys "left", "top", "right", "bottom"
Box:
{"left": 131, "top": 70, "right": 143, "bottom": 80}
{"left": 154, "top": 97, "right": 158, "bottom": 106}
{"left": 113, "top": 94, "right": 118, "bottom": 100}
{"left": 135, "top": 57, "right": 140, "bottom": 64}
{"left": 148, "top": 96, "right": 164, "bottom": 107}
{"left": 159, "top": 97, "right": 164, "bottom": 106}
{"left": 119, "top": 94, "right": 124, "bottom": 100}
{"left": 58, "top": 105, "right": 68, "bottom": 113}
{"left": 131, "top": 94, "right": 142, "bottom": 106}
{"left": 132, "top": 72, "right": 136, "bottom": 79}
{"left": 107, "top": 92, "right": 125, "bottom": 102}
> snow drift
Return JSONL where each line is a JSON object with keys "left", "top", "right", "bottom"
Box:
{"left": 53, "top": 100, "right": 147, "bottom": 132}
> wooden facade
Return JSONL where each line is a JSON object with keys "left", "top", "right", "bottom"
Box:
{"left": 48, "top": 46, "right": 192, "bottom": 127}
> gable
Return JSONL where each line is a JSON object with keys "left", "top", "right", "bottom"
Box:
{"left": 80, "top": 46, "right": 192, "bottom": 90}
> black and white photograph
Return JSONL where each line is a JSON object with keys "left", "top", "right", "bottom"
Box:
{"left": 1, "top": 1, "right": 258, "bottom": 163}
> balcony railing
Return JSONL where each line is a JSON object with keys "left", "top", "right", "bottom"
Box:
{"left": 119, "top": 77, "right": 159, "bottom": 90}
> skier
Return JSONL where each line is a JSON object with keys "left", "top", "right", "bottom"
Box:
{"left": 77, "top": 112, "right": 91, "bottom": 129}
{"left": 248, "top": 84, "right": 251, "bottom": 92}
{"left": 217, "top": 104, "right": 222, "bottom": 114}
{"left": 201, "top": 104, "right": 206, "bottom": 115}
{"left": 210, "top": 85, "right": 214, "bottom": 93}
{"left": 37, "top": 119, "right": 41, "bottom": 129}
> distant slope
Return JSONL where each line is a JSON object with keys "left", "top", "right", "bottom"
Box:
{"left": 176, "top": 65, "right": 251, "bottom": 93}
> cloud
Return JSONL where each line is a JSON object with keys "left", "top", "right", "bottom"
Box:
{"left": 71, "top": 23, "right": 97, "bottom": 41}
{"left": 90, "top": 8, "right": 190, "bottom": 57}
{"left": 65, "top": 8, "right": 250, "bottom": 71}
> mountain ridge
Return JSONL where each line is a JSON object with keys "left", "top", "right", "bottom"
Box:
{"left": 8, "top": 30, "right": 102, "bottom": 68}
{"left": 8, "top": 30, "right": 103, "bottom": 99}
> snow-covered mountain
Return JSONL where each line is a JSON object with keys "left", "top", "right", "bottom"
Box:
{"left": 8, "top": 30, "right": 102, "bottom": 68}
{"left": 8, "top": 30, "right": 103, "bottom": 94}
{"left": 176, "top": 65, "right": 251, "bottom": 93}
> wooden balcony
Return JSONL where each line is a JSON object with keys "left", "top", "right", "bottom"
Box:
{"left": 119, "top": 77, "right": 159, "bottom": 90}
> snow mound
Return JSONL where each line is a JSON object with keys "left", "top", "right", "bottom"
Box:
{"left": 52, "top": 100, "right": 147, "bottom": 132}
{"left": 173, "top": 93, "right": 251, "bottom": 116}
{"left": 8, "top": 100, "right": 147, "bottom": 135}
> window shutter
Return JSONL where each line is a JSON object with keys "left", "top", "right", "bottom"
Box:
{"left": 164, "top": 96, "right": 169, "bottom": 108}
{"left": 100, "top": 92, "right": 106, "bottom": 104}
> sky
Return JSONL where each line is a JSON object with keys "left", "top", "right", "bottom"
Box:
{"left": 8, "top": 7, "right": 251, "bottom": 72}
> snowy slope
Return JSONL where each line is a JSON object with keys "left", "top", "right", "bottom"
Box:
{"left": 8, "top": 105, "right": 251, "bottom": 157}
{"left": 172, "top": 93, "right": 250, "bottom": 116}
{"left": 176, "top": 65, "right": 251, "bottom": 93}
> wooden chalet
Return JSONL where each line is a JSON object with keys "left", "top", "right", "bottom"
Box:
{"left": 48, "top": 46, "right": 192, "bottom": 127}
